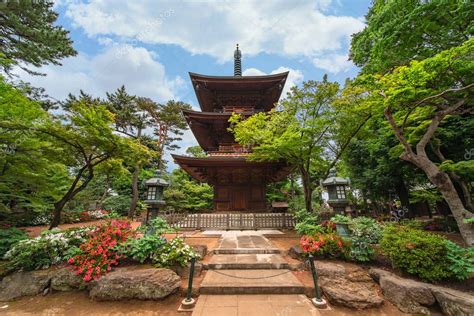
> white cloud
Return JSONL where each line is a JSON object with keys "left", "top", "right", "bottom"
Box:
{"left": 312, "top": 53, "right": 353, "bottom": 74}
{"left": 243, "top": 66, "right": 304, "bottom": 97}
{"left": 63, "top": 0, "right": 364, "bottom": 64}
{"left": 14, "top": 44, "right": 183, "bottom": 101}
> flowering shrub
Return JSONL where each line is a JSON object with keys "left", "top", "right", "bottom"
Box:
{"left": 4, "top": 227, "right": 93, "bottom": 271}
{"left": 68, "top": 220, "right": 133, "bottom": 281}
{"left": 120, "top": 234, "right": 167, "bottom": 263}
{"left": 300, "top": 233, "right": 349, "bottom": 259}
{"left": 88, "top": 209, "right": 109, "bottom": 219}
{"left": 152, "top": 237, "right": 197, "bottom": 268}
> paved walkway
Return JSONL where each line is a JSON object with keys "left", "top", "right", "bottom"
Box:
{"left": 193, "top": 294, "right": 320, "bottom": 316}
{"left": 193, "top": 230, "right": 318, "bottom": 316}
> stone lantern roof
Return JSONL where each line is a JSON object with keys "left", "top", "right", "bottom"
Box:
{"left": 321, "top": 168, "right": 350, "bottom": 186}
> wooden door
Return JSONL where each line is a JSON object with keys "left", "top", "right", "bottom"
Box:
{"left": 232, "top": 187, "right": 247, "bottom": 210}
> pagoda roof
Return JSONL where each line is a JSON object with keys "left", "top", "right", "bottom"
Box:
{"left": 172, "top": 154, "right": 292, "bottom": 184}
{"left": 190, "top": 72, "right": 288, "bottom": 112}
{"left": 183, "top": 109, "right": 240, "bottom": 152}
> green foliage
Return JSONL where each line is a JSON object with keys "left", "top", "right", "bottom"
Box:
{"left": 330, "top": 214, "right": 351, "bottom": 224}
{"left": 102, "top": 195, "right": 132, "bottom": 216}
{"left": 350, "top": 217, "right": 382, "bottom": 244}
{"left": 350, "top": 0, "right": 473, "bottom": 74}
{"left": 120, "top": 234, "right": 167, "bottom": 264}
{"left": 347, "top": 217, "right": 382, "bottom": 262}
{"left": 229, "top": 78, "right": 365, "bottom": 213}
{"left": 0, "top": 0, "right": 76, "bottom": 74}
{"left": 142, "top": 217, "right": 175, "bottom": 235}
{"left": 4, "top": 227, "right": 93, "bottom": 271}
{"left": 164, "top": 168, "right": 213, "bottom": 212}
{"left": 153, "top": 237, "right": 197, "bottom": 268}
{"left": 0, "top": 227, "right": 27, "bottom": 257}
{"left": 293, "top": 209, "right": 322, "bottom": 236}
{"left": 445, "top": 240, "right": 474, "bottom": 281}
{"left": 380, "top": 225, "right": 452, "bottom": 282}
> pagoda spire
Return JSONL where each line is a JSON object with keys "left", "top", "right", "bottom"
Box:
{"left": 234, "top": 44, "right": 242, "bottom": 76}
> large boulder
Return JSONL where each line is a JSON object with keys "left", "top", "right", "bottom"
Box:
{"left": 50, "top": 266, "right": 86, "bottom": 291}
{"left": 89, "top": 268, "right": 180, "bottom": 301}
{"left": 315, "top": 260, "right": 383, "bottom": 309}
{"left": 431, "top": 287, "right": 474, "bottom": 316}
{"left": 0, "top": 270, "right": 51, "bottom": 301}
{"left": 320, "top": 276, "right": 383, "bottom": 309}
{"left": 379, "top": 275, "right": 435, "bottom": 314}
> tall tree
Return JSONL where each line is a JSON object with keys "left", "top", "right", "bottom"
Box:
{"left": 358, "top": 39, "right": 474, "bottom": 244}
{"left": 0, "top": 0, "right": 76, "bottom": 75}
{"left": 106, "top": 87, "right": 153, "bottom": 218}
{"left": 350, "top": 0, "right": 473, "bottom": 74}
{"left": 0, "top": 76, "right": 67, "bottom": 222}
{"left": 229, "top": 78, "right": 369, "bottom": 213}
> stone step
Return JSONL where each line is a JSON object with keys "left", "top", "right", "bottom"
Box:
{"left": 199, "top": 269, "right": 305, "bottom": 295}
{"left": 207, "top": 254, "right": 290, "bottom": 270}
{"left": 213, "top": 248, "right": 281, "bottom": 255}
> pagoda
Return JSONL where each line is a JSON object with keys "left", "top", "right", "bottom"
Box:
{"left": 173, "top": 45, "right": 292, "bottom": 212}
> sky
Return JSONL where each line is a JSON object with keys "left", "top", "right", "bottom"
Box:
{"left": 16, "top": 0, "right": 371, "bottom": 170}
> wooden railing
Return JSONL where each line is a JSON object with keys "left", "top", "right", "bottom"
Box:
{"left": 158, "top": 212, "right": 295, "bottom": 230}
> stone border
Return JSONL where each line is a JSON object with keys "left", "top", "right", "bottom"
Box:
{"left": 369, "top": 268, "right": 474, "bottom": 315}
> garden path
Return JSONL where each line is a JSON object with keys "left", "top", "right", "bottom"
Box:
{"left": 193, "top": 230, "right": 320, "bottom": 316}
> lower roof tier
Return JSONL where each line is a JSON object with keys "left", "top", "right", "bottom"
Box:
{"left": 172, "top": 154, "right": 292, "bottom": 185}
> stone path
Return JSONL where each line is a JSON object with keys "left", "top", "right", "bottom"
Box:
{"left": 193, "top": 294, "right": 320, "bottom": 316}
{"left": 193, "top": 231, "right": 318, "bottom": 316}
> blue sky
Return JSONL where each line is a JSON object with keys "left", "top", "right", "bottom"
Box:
{"left": 17, "top": 0, "right": 371, "bottom": 170}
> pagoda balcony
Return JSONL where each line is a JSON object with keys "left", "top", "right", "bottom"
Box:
{"left": 208, "top": 144, "right": 253, "bottom": 156}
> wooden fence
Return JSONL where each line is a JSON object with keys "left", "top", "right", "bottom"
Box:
{"left": 158, "top": 212, "right": 296, "bottom": 230}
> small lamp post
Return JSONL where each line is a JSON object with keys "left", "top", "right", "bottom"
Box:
{"left": 144, "top": 170, "right": 168, "bottom": 225}
{"left": 321, "top": 168, "right": 351, "bottom": 215}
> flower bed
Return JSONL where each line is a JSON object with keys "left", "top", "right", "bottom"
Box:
{"left": 295, "top": 211, "right": 474, "bottom": 283}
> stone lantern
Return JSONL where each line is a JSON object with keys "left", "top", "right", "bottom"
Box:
{"left": 144, "top": 171, "right": 168, "bottom": 224}
{"left": 321, "top": 168, "right": 351, "bottom": 215}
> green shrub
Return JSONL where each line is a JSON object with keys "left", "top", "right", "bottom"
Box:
{"left": 152, "top": 237, "right": 196, "bottom": 267}
{"left": 330, "top": 214, "right": 351, "bottom": 224}
{"left": 4, "top": 226, "right": 93, "bottom": 271}
{"left": 347, "top": 217, "right": 382, "bottom": 262}
{"left": 350, "top": 217, "right": 382, "bottom": 244}
{"left": 380, "top": 225, "right": 451, "bottom": 282}
{"left": 445, "top": 240, "right": 474, "bottom": 281}
{"left": 0, "top": 227, "right": 28, "bottom": 257}
{"left": 120, "top": 234, "right": 167, "bottom": 263}
{"left": 102, "top": 195, "right": 131, "bottom": 215}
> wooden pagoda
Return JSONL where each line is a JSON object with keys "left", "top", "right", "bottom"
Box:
{"left": 173, "top": 45, "right": 291, "bottom": 212}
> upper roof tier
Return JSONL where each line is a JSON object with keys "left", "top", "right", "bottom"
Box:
{"left": 190, "top": 72, "right": 288, "bottom": 113}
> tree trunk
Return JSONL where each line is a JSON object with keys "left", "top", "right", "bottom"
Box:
{"left": 412, "top": 156, "right": 474, "bottom": 246}
{"left": 128, "top": 162, "right": 141, "bottom": 219}
{"left": 395, "top": 179, "right": 413, "bottom": 218}
{"left": 299, "top": 167, "right": 313, "bottom": 213}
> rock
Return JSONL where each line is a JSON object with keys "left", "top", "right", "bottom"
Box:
{"left": 379, "top": 275, "right": 435, "bottom": 314}
{"left": 316, "top": 263, "right": 383, "bottom": 309}
{"left": 368, "top": 268, "right": 392, "bottom": 283}
{"left": 50, "top": 266, "right": 86, "bottom": 291}
{"left": 0, "top": 270, "right": 51, "bottom": 301}
{"left": 288, "top": 246, "right": 303, "bottom": 259}
{"left": 315, "top": 260, "right": 346, "bottom": 278}
{"left": 173, "top": 262, "right": 203, "bottom": 278}
{"left": 89, "top": 268, "right": 180, "bottom": 301}
{"left": 319, "top": 276, "right": 383, "bottom": 309}
{"left": 192, "top": 245, "right": 207, "bottom": 259}
{"left": 431, "top": 286, "right": 474, "bottom": 316}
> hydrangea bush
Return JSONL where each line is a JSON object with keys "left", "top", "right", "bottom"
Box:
{"left": 4, "top": 227, "right": 93, "bottom": 271}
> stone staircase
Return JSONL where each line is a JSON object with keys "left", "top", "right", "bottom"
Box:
{"left": 200, "top": 233, "right": 306, "bottom": 295}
